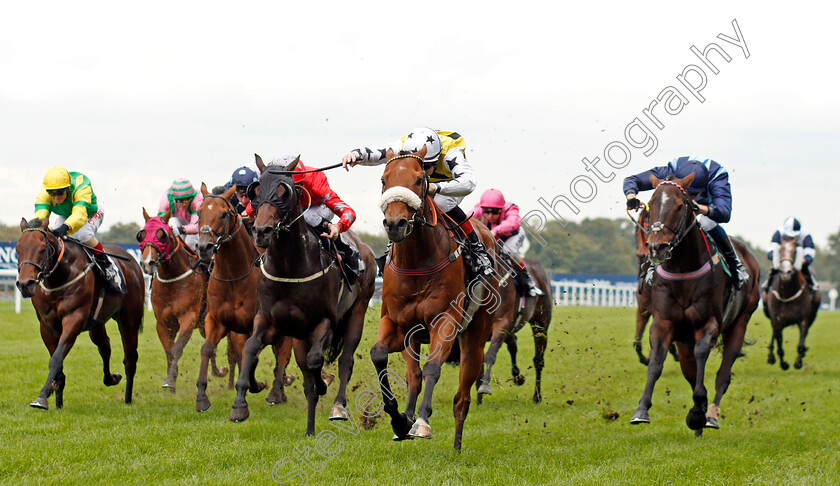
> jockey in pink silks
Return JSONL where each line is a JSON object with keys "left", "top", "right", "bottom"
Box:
{"left": 157, "top": 179, "right": 203, "bottom": 251}
{"left": 469, "top": 188, "right": 543, "bottom": 296}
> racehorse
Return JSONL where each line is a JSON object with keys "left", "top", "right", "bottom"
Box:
{"left": 764, "top": 235, "right": 821, "bottom": 370}
{"left": 476, "top": 257, "right": 552, "bottom": 405}
{"left": 372, "top": 147, "right": 498, "bottom": 451}
{"left": 228, "top": 157, "right": 376, "bottom": 434}
{"left": 628, "top": 173, "right": 760, "bottom": 435}
{"left": 15, "top": 217, "right": 144, "bottom": 410}
{"left": 195, "top": 183, "right": 287, "bottom": 412}
{"left": 631, "top": 205, "right": 678, "bottom": 366}
{"left": 138, "top": 208, "right": 231, "bottom": 392}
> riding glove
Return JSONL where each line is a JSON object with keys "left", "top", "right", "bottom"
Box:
{"left": 51, "top": 224, "right": 69, "bottom": 238}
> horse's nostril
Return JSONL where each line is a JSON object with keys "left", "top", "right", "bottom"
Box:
{"left": 397, "top": 219, "right": 408, "bottom": 229}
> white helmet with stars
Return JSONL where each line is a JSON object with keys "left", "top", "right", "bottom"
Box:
{"left": 403, "top": 127, "right": 441, "bottom": 166}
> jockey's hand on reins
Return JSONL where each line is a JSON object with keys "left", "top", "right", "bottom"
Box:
{"left": 51, "top": 224, "right": 69, "bottom": 238}
{"left": 626, "top": 198, "right": 641, "bottom": 210}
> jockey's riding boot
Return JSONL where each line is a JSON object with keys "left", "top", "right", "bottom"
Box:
{"left": 375, "top": 242, "right": 392, "bottom": 277}
{"left": 466, "top": 231, "right": 494, "bottom": 279}
{"left": 760, "top": 269, "right": 778, "bottom": 294}
{"left": 802, "top": 265, "right": 819, "bottom": 291}
{"left": 515, "top": 269, "right": 544, "bottom": 297}
{"left": 95, "top": 252, "right": 126, "bottom": 294}
{"left": 644, "top": 264, "right": 655, "bottom": 285}
{"left": 334, "top": 235, "right": 360, "bottom": 286}
{"left": 718, "top": 236, "right": 749, "bottom": 290}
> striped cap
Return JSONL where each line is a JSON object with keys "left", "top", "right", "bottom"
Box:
{"left": 168, "top": 179, "right": 196, "bottom": 200}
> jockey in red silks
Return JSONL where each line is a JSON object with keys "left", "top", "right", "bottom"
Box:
{"left": 246, "top": 155, "right": 360, "bottom": 282}
{"left": 469, "top": 188, "right": 543, "bottom": 296}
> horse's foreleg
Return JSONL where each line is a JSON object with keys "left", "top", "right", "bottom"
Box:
{"left": 531, "top": 323, "right": 548, "bottom": 404}
{"left": 117, "top": 314, "right": 141, "bottom": 405}
{"left": 230, "top": 314, "right": 267, "bottom": 422}
{"left": 32, "top": 317, "right": 84, "bottom": 410}
{"left": 331, "top": 305, "right": 366, "bottom": 421}
{"left": 155, "top": 320, "right": 176, "bottom": 389}
{"left": 634, "top": 306, "right": 651, "bottom": 365}
{"left": 774, "top": 325, "right": 788, "bottom": 370}
{"left": 794, "top": 319, "right": 811, "bottom": 369}
{"left": 453, "top": 317, "right": 488, "bottom": 451}
{"left": 708, "top": 314, "right": 749, "bottom": 429}
{"left": 477, "top": 322, "right": 507, "bottom": 398}
{"left": 196, "top": 314, "right": 226, "bottom": 412}
{"left": 686, "top": 320, "right": 718, "bottom": 432}
{"left": 266, "top": 338, "right": 291, "bottom": 405}
{"left": 306, "top": 318, "right": 332, "bottom": 375}
{"left": 767, "top": 324, "right": 777, "bottom": 365}
{"left": 413, "top": 329, "right": 458, "bottom": 440}
{"left": 89, "top": 324, "right": 122, "bottom": 387}
{"left": 630, "top": 318, "right": 673, "bottom": 424}
{"left": 370, "top": 317, "right": 410, "bottom": 440}
{"left": 293, "top": 339, "right": 321, "bottom": 436}
{"left": 402, "top": 341, "right": 422, "bottom": 421}
{"left": 167, "top": 312, "right": 197, "bottom": 391}
{"left": 506, "top": 332, "right": 525, "bottom": 385}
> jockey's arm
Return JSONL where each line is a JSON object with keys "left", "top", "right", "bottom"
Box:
{"left": 63, "top": 185, "right": 93, "bottom": 233}
{"left": 622, "top": 164, "right": 671, "bottom": 196}
{"left": 492, "top": 203, "right": 521, "bottom": 237}
{"left": 704, "top": 172, "right": 732, "bottom": 223}
{"left": 343, "top": 139, "right": 402, "bottom": 168}
{"left": 182, "top": 193, "right": 204, "bottom": 234}
{"left": 311, "top": 171, "right": 356, "bottom": 234}
{"left": 434, "top": 149, "right": 476, "bottom": 197}
{"left": 33, "top": 188, "right": 53, "bottom": 221}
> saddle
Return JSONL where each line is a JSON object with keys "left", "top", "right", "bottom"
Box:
{"left": 81, "top": 246, "right": 127, "bottom": 295}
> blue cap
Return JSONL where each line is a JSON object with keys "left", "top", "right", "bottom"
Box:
{"left": 230, "top": 167, "right": 258, "bottom": 187}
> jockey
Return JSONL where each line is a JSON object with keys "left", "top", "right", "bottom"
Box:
{"left": 158, "top": 179, "right": 203, "bottom": 251}
{"left": 624, "top": 156, "right": 750, "bottom": 290}
{"left": 246, "top": 155, "right": 360, "bottom": 284}
{"left": 226, "top": 166, "right": 260, "bottom": 233}
{"left": 34, "top": 167, "right": 124, "bottom": 293}
{"left": 764, "top": 217, "right": 818, "bottom": 291}
{"left": 468, "top": 189, "right": 543, "bottom": 296}
{"left": 341, "top": 127, "right": 494, "bottom": 279}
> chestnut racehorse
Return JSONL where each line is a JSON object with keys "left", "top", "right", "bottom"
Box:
{"left": 195, "top": 184, "right": 288, "bottom": 413}
{"left": 138, "top": 208, "right": 230, "bottom": 392}
{"left": 229, "top": 159, "right": 376, "bottom": 434}
{"left": 15, "top": 217, "right": 144, "bottom": 410}
{"left": 629, "top": 174, "right": 760, "bottom": 435}
{"left": 764, "top": 235, "right": 821, "bottom": 370}
{"left": 372, "top": 148, "right": 498, "bottom": 451}
{"left": 476, "top": 257, "right": 552, "bottom": 405}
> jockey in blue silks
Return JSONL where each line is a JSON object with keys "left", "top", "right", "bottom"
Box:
{"left": 623, "top": 155, "right": 750, "bottom": 290}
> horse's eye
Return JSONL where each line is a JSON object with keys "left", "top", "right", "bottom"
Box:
{"left": 415, "top": 177, "right": 423, "bottom": 187}
{"left": 136, "top": 230, "right": 146, "bottom": 242}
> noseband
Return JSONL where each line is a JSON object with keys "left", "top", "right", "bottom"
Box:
{"left": 381, "top": 153, "right": 433, "bottom": 237}
{"left": 644, "top": 181, "right": 697, "bottom": 261}
{"left": 17, "top": 228, "right": 64, "bottom": 284}
{"left": 200, "top": 194, "right": 243, "bottom": 252}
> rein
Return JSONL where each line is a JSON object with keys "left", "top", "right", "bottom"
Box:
{"left": 387, "top": 198, "right": 462, "bottom": 277}
{"left": 259, "top": 255, "right": 336, "bottom": 283}
{"left": 200, "top": 194, "right": 244, "bottom": 252}
{"left": 383, "top": 153, "right": 434, "bottom": 237}
{"left": 644, "top": 180, "right": 698, "bottom": 263}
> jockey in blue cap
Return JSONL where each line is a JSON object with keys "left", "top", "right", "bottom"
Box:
{"left": 623, "top": 156, "right": 750, "bottom": 290}
{"left": 225, "top": 166, "right": 260, "bottom": 232}
{"left": 763, "top": 216, "right": 818, "bottom": 292}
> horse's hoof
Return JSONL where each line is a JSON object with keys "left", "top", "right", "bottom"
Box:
{"left": 329, "top": 403, "right": 350, "bottom": 421}
{"left": 686, "top": 408, "right": 706, "bottom": 430}
{"left": 321, "top": 373, "right": 335, "bottom": 387}
{"left": 408, "top": 418, "right": 432, "bottom": 439}
{"left": 266, "top": 390, "right": 287, "bottom": 405}
{"left": 392, "top": 433, "right": 414, "bottom": 442}
{"left": 767, "top": 355, "right": 775, "bottom": 365}
{"left": 196, "top": 397, "right": 212, "bottom": 413}
{"left": 105, "top": 373, "right": 122, "bottom": 387}
{"left": 781, "top": 361, "right": 790, "bottom": 371}
{"left": 533, "top": 393, "right": 542, "bottom": 404}
{"left": 29, "top": 398, "right": 49, "bottom": 410}
{"left": 212, "top": 366, "right": 229, "bottom": 378}
{"left": 705, "top": 417, "right": 720, "bottom": 429}
{"left": 230, "top": 406, "right": 250, "bottom": 422}
{"left": 794, "top": 360, "right": 803, "bottom": 370}
{"left": 250, "top": 381, "right": 267, "bottom": 394}
{"left": 695, "top": 429, "right": 704, "bottom": 437}
{"left": 477, "top": 383, "right": 492, "bottom": 395}
{"left": 630, "top": 410, "right": 650, "bottom": 424}
{"left": 513, "top": 374, "right": 526, "bottom": 386}
{"left": 283, "top": 374, "right": 296, "bottom": 387}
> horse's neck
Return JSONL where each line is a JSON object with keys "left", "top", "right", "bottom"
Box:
{"left": 44, "top": 240, "right": 87, "bottom": 286}
{"left": 160, "top": 241, "right": 193, "bottom": 278}
{"left": 392, "top": 209, "right": 450, "bottom": 268}
{"left": 265, "top": 220, "right": 325, "bottom": 274}
{"left": 215, "top": 222, "right": 257, "bottom": 274}
{"left": 662, "top": 225, "right": 708, "bottom": 272}
{"left": 777, "top": 271, "right": 804, "bottom": 295}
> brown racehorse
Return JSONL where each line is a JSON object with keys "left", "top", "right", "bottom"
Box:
{"left": 229, "top": 159, "right": 376, "bottom": 433}
{"left": 631, "top": 205, "right": 678, "bottom": 366}
{"left": 195, "top": 184, "right": 288, "bottom": 412}
{"left": 372, "top": 147, "right": 498, "bottom": 451}
{"left": 138, "top": 208, "right": 231, "bottom": 392}
{"left": 764, "top": 235, "right": 821, "bottom": 370}
{"left": 629, "top": 174, "right": 760, "bottom": 435}
{"left": 16, "top": 218, "right": 144, "bottom": 410}
{"left": 476, "top": 257, "right": 552, "bottom": 405}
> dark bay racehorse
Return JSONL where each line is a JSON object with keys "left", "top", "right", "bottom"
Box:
{"left": 229, "top": 158, "right": 376, "bottom": 434}
{"left": 373, "top": 148, "right": 498, "bottom": 450}
{"left": 476, "top": 257, "right": 552, "bottom": 405}
{"left": 16, "top": 217, "right": 144, "bottom": 410}
{"left": 195, "top": 184, "right": 287, "bottom": 412}
{"left": 629, "top": 174, "right": 760, "bottom": 435}
{"left": 764, "top": 235, "right": 821, "bottom": 370}
{"left": 138, "top": 208, "right": 230, "bottom": 392}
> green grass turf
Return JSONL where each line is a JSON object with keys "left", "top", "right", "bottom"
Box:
{"left": 0, "top": 301, "right": 838, "bottom": 485}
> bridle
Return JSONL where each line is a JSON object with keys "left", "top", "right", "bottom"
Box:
{"left": 383, "top": 153, "right": 434, "bottom": 237}
{"left": 17, "top": 228, "right": 63, "bottom": 284}
{"left": 641, "top": 180, "right": 698, "bottom": 262}
{"left": 199, "top": 194, "right": 244, "bottom": 254}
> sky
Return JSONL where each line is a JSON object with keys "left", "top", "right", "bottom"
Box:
{"left": 2, "top": 1, "right": 839, "bottom": 251}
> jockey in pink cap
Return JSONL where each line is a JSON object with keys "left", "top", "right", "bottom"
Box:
{"left": 157, "top": 178, "right": 203, "bottom": 251}
{"left": 469, "top": 188, "right": 543, "bottom": 296}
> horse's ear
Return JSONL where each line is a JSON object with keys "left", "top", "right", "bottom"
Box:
{"left": 385, "top": 148, "right": 395, "bottom": 161}
{"left": 222, "top": 184, "right": 237, "bottom": 201}
{"left": 674, "top": 171, "right": 695, "bottom": 190}
{"left": 284, "top": 155, "right": 300, "bottom": 172}
{"left": 142, "top": 207, "right": 150, "bottom": 222}
{"left": 416, "top": 145, "right": 428, "bottom": 160}
{"left": 649, "top": 173, "right": 663, "bottom": 188}
{"left": 161, "top": 208, "right": 171, "bottom": 224}
{"left": 255, "top": 154, "right": 266, "bottom": 173}
{"left": 19, "top": 217, "right": 27, "bottom": 232}
{"left": 200, "top": 182, "right": 208, "bottom": 197}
